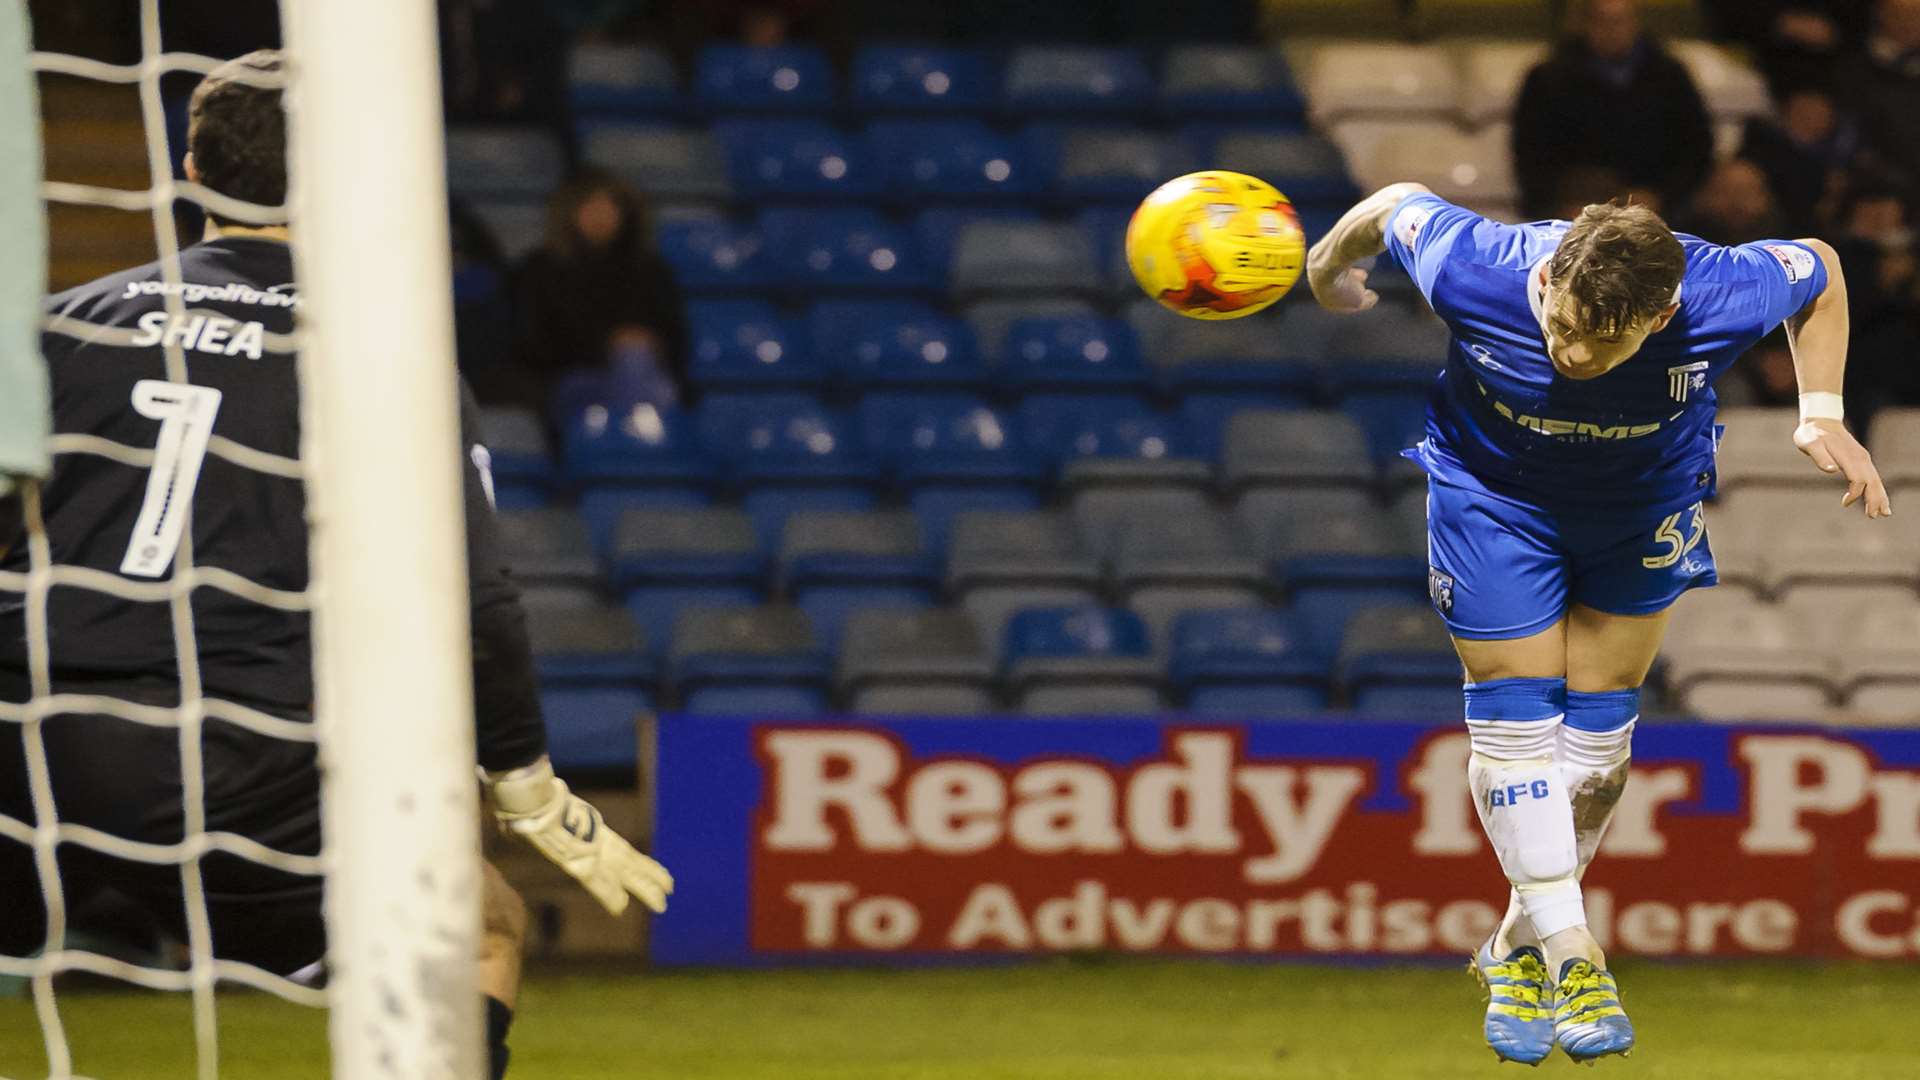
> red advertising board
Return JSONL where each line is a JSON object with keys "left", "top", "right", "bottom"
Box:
{"left": 651, "top": 717, "right": 1920, "bottom": 964}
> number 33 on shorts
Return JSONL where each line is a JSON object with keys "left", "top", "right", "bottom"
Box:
{"left": 1642, "top": 502, "right": 1706, "bottom": 570}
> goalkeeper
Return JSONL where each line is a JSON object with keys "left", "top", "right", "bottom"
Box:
{"left": 0, "top": 51, "right": 669, "bottom": 1080}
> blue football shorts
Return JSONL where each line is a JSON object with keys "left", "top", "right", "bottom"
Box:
{"left": 1422, "top": 477, "right": 1718, "bottom": 640}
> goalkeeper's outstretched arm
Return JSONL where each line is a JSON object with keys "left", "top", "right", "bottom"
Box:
{"left": 1305, "top": 181, "right": 1432, "bottom": 315}
{"left": 458, "top": 382, "right": 674, "bottom": 915}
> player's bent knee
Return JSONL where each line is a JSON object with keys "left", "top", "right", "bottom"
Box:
{"left": 482, "top": 862, "right": 529, "bottom": 946}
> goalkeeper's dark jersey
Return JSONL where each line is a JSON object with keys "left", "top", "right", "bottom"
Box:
{"left": 0, "top": 235, "right": 546, "bottom": 772}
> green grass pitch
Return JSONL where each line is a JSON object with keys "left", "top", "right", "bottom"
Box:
{"left": 4, "top": 960, "right": 1917, "bottom": 1079}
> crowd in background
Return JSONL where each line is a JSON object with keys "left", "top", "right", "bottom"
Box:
{"left": 37, "top": 0, "right": 1912, "bottom": 429}
{"left": 433, "top": 0, "right": 1920, "bottom": 433}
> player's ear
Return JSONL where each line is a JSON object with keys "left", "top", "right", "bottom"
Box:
{"left": 1649, "top": 303, "right": 1679, "bottom": 334}
{"left": 183, "top": 152, "right": 200, "bottom": 184}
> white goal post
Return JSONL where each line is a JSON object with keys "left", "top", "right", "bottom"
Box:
{"left": 283, "top": 1, "right": 485, "bottom": 1077}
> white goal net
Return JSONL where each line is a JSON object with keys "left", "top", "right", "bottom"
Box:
{"left": 2, "top": 1, "right": 483, "bottom": 1077}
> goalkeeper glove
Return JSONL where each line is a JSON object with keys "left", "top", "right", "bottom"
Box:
{"left": 484, "top": 756, "right": 673, "bottom": 916}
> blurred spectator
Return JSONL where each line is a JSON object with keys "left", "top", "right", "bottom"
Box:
{"left": 1737, "top": 85, "right": 1858, "bottom": 230}
{"left": 1840, "top": 0, "right": 1920, "bottom": 186}
{"left": 511, "top": 168, "right": 687, "bottom": 415}
{"left": 1513, "top": 0, "right": 1715, "bottom": 220}
{"left": 1676, "top": 159, "right": 1792, "bottom": 245}
{"left": 450, "top": 200, "right": 533, "bottom": 407}
{"left": 1833, "top": 183, "right": 1920, "bottom": 416}
{"left": 440, "top": 0, "right": 569, "bottom": 136}
{"left": 1721, "top": 329, "right": 1802, "bottom": 408}
{"left": 1704, "top": 1, "right": 1873, "bottom": 95}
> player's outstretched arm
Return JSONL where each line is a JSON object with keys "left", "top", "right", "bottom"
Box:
{"left": 485, "top": 756, "right": 675, "bottom": 916}
{"left": 1782, "top": 238, "right": 1892, "bottom": 519}
{"left": 1305, "top": 181, "right": 1430, "bottom": 314}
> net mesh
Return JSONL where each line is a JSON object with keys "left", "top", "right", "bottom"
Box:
{"left": 1, "top": 3, "right": 326, "bottom": 1078}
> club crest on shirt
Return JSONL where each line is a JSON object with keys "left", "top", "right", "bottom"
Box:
{"left": 1667, "top": 360, "right": 1710, "bottom": 403}
{"left": 1762, "top": 243, "right": 1816, "bottom": 284}
{"left": 1427, "top": 567, "right": 1455, "bottom": 615}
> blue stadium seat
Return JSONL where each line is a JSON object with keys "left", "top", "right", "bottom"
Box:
{"left": 1207, "top": 131, "right": 1359, "bottom": 205}
{"left": 965, "top": 298, "right": 1100, "bottom": 366}
{"left": 1003, "top": 47, "right": 1152, "bottom": 116}
{"left": 810, "top": 301, "right": 985, "bottom": 390}
{"left": 1327, "top": 305, "right": 1451, "bottom": 395}
{"left": 913, "top": 208, "right": 1042, "bottom": 288}
{"left": 1039, "top": 127, "right": 1199, "bottom": 205}
{"left": 1019, "top": 396, "right": 1179, "bottom": 469}
{"left": 581, "top": 125, "right": 732, "bottom": 202}
{"left": 1130, "top": 298, "right": 1321, "bottom": 401}
{"left": 607, "top": 507, "right": 765, "bottom": 594}
{"left": 1240, "top": 489, "right": 1426, "bottom": 603}
{"left": 859, "top": 393, "right": 1043, "bottom": 554}
{"left": 1341, "top": 392, "right": 1430, "bottom": 468}
{"left": 1158, "top": 46, "right": 1305, "bottom": 124}
{"left": 1221, "top": 410, "right": 1377, "bottom": 491}
{"left": 444, "top": 127, "right": 565, "bottom": 199}
{"left": 1170, "top": 609, "right": 1330, "bottom": 713}
{"left": 540, "top": 688, "right": 653, "bottom": 773}
{"left": 497, "top": 509, "right": 600, "bottom": 590}
{"left": 610, "top": 507, "right": 765, "bottom": 653}
{"left": 656, "top": 218, "right": 771, "bottom": 294}
{"left": 869, "top": 120, "right": 1038, "bottom": 204}
{"left": 837, "top": 608, "right": 996, "bottom": 715}
{"left": 1178, "top": 394, "right": 1310, "bottom": 461}
{"left": 1002, "top": 606, "right": 1164, "bottom": 715}
{"left": 857, "top": 394, "right": 1042, "bottom": 488}
{"left": 909, "top": 487, "right": 1043, "bottom": 561}
{"left": 528, "top": 604, "right": 655, "bottom": 774}
{"left": 670, "top": 606, "right": 831, "bottom": 715}
{"left": 1077, "top": 206, "right": 1137, "bottom": 298}
{"left": 686, "top": 301, "right": 821, "bottom": 391}
{"left": 568, "top": 44, "right": 681, "bottom": 118}
{"left": 761, "top": 209, "right": 933, "bottom": 295}
{"left": 780, "top": 511, "right": 940, "bottom": 650}
{"left": 563, "top": 404, "right": 717, "bottom": 497}
{"left": 477, "top": 406, "right": 553, "bottom": 510}
{"left": 698, "top": 394, "right": 881, "bottom": 547}
{"left": 1339, "top": 604, "right": 1460, "bottom": 716}
{"left": 693, "top": 45, "right": 836, "bottom": 114}
{"left": 714, "top": 120, "right": 880, "bottom": 202}
{"left": 950, "top": 220, "right": 1099, "bottom": 299}
{"left": 1003, "top": 316, "right": 1147, "bottom": 392}
{"left": 852, "top": 46, "right": 998, "bottom": 114}
{"left": 1289, "top": 587, "right": 1427, "bottom": 663}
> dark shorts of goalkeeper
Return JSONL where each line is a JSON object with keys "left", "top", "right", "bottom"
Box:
{"left": 0, "top": 682, "right": 327, "bottom": 978}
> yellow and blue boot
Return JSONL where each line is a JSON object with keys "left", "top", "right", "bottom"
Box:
{"left": 1553, "top": 958, "right": 1635, "bottom": 1064}
{"left": 1468, "top": 939, "right": 1555, "bottom": 1065}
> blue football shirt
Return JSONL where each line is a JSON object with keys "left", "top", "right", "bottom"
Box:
{"left": 1381, "top": 192, "right": 1827, "bottom": 515}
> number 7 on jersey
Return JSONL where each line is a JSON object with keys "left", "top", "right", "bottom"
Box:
{"left": 121, "top": 379, "right": 223, "bottom": 578}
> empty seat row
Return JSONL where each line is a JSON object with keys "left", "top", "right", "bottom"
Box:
{"left": 531, "top": 599, "right": 1462, "bottom": 719}
{"left": 674, "top": 300, "right": 1446, "bottom": 392}
{"left": 574, "top": 125, "right": 1354, "bottom": 218}
{"left": 503, "top": 494, "right": 1430, "bottom": 658}
{"left": 1663, "top": 589, "right": 1920, "bottom": 723}
{"left": 1262, "top": 0, "right": 1702, "bottom": 42}
{"left": 565, "top": 43, "right": 1305, "bottom": 123}
{"left": 517, "top": 400, "right": 1436, "bottom": 531}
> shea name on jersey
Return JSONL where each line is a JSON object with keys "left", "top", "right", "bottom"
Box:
{"left": 129, "top": 311, "right": 269, "bottom": 359}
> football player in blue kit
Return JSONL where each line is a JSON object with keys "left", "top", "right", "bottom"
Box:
{"left": 1305, "top": 182, "right": 1889, "bottom": 1065}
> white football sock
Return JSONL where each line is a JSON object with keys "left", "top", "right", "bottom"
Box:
{"left": 1467, "top": 710, "right": 1585, "bottom": 940}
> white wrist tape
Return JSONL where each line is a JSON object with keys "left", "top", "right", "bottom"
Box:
{"left": 1799, "top": 392, "right": 1844, "bottom": 423}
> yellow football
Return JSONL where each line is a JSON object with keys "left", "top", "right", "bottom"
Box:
{"left": 1124, "top": 170, "right": 1306, "bottom": 320}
